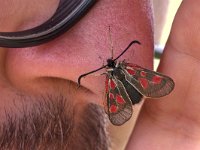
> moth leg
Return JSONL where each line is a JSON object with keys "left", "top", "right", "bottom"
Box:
{"left": 106, "top": 68, "right": 114, "bottom": 72}
{"left": 122, "top": 59, "right": 126, "bottom": 63}
{"left": 115, "top": 61, "right": 120, "bottom": 67}
{"left": 89, "top": 72, "right": 108, "bottom": 77}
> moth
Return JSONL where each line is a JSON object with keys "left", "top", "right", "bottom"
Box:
{"left": 78, "top": 40, "right": 175, "bottom": 126}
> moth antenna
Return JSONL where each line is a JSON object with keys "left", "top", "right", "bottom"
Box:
{"left": 78, "top": 40, "right": 141, "bottom": 86}
{"left": 113, "top": 40, "right": 141, "bottom": 61}
{"left": 108, "top": 26, "right": 114, "bottom": 59}
{"left": 78, "top": 65, "right": 107, "bottom": 86}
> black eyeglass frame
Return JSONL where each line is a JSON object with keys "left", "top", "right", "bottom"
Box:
{"left": 0, "top": 0, "right": 97, "bottom": 48}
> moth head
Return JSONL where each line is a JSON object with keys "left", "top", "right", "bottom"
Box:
{"left": 107, "top": 59, "right": 116, "bottom": 68}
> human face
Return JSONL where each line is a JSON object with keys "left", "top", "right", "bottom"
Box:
{"left": 0, "top": 0, "right": 153, "bottom": 149}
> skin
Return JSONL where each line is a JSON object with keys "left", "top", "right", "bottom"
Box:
{"left": 127, "top": 0, "right": 200, "bottom": 149}
{"left": 1, "top": 0, "right": 199, "bottom": 150}
{"left": 0, "top": 0, "right": 153, "bottom": 149}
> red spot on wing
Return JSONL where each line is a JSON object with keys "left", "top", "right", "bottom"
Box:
{"left": 139, "top": 78, "right": 148, "bottom": 89}
{"left": 140, "top": 71, "right": 147, "bottom": 77}
{"left": 116, "top": 94, "right": 125, "bottom": 104}
{"left": 152, "top": 75, "right": 162, "bottom": 84}
{"left": 110, "top": 79, "right": 116, "bottom": 90}
{"left": 109, "top": 93, "right": 114, "bottom": 100}
{"left": 127, "top": 69, "right": 136, "bottom": 75}
{"left": 110, "top": 105, "right": 118, "bottom": 113}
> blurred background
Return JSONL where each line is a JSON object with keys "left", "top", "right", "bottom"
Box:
{"left": 154, "top": 0, "right": 182, "bottom": 46}
{"left": 154, "top": 0, "right": 182, "bottom": 69}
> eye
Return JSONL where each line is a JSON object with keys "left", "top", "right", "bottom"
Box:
{"left": 0, "top": 0, "right": 97, "bottom": 48}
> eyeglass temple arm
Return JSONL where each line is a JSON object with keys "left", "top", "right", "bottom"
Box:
{"left": 0, "top": 0, "right": 97, "bottom": 48}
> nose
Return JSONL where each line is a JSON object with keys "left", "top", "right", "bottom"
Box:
{"left": 5, "top": 27, "right": 108, "bottom": 95}
{"left": 4, "top": 0, "right": 153, "bottom": 101}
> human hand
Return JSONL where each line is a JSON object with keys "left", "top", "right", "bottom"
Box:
{"left": 126, "top": 1, "right": 200, "bottom": 149}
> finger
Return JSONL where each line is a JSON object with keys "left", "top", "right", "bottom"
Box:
{"left": 151, "top": 0, "right": 200, "bottom": 121}
{"left": 127, "top": 0, "right": 200, "bottom": 149}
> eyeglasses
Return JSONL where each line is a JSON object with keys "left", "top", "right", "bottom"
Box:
{"left": 0, "top": 0, "right": 97, "bottom": 48}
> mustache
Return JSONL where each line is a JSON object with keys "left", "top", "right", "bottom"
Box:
{"left": 0, "top": 95, "right": 109, "bottom": 150}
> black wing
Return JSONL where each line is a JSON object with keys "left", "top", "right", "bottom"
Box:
{"left": 120, "top": 63, "right": 175, "bottom": 98}
{"left": 105, "top": 76, "right": 133, "bottom": 126}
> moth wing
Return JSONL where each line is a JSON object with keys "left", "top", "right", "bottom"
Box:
{"left": 122, "top": 63, "right": 175, "bottom": 98}
{"left": 105, "top": 76, "right": 133, "bottom": 126}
